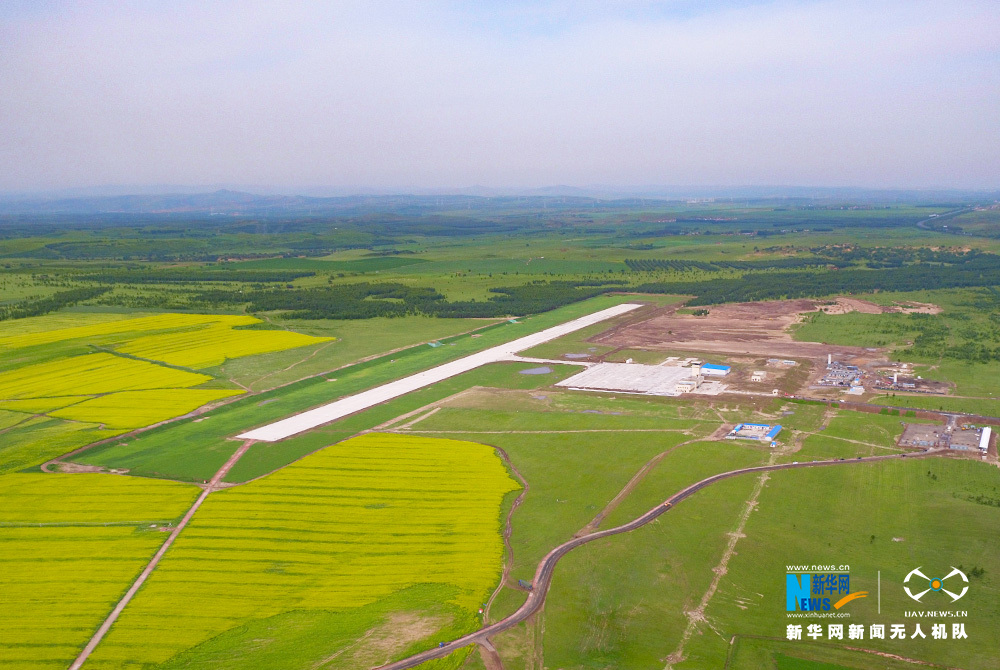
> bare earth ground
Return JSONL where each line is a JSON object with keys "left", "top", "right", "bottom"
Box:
{"left": 593, "top": 299, "right": 886, "bottom": 359}
{"left": 314, "top": 613, "right": 448, "bottom": 670}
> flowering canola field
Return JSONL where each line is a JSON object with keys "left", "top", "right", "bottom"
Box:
{"left": 0, "top": 353, "right": 214, "bottom": 399}
{"left": 0, "top": 312, "right": 331, "bottom": 369}
{"left": 0, "top": 312, "right": 331, "bottom": 471}
{"left": 0, "top": 474, "right": 200, "bottom": 669}
{"left": 87, "top": 433, "right": 519, "bottom": 667}
{"left": 48, "top": 389, "right": 242, "bottom": 429}
{"left": 119, "top": 316, "right": 330, "bottom": 369}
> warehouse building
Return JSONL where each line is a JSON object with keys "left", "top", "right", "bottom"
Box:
{"left": 701, "top": 363, "right": 731, "bottom": 377}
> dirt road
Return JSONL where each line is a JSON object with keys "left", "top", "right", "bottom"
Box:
{"left": 67, "top": 440, "right": 256, "bottom": 670}
{"left": 374, "top": 449, "right": 945, "bottom": 670}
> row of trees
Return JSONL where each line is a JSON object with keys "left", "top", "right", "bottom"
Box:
{"left": 636, "top": 253, "right": 1000, "bottom": 306}
{"left": 82, "top": 269, "right": 315, "bottom": 283}
{"left": 0, "top": 287, "right": 110, "bottom": 321}
{"left": 198, "top": 280, "right": 625, "bottom": 320}
{"left": 624, "top": 257, "right": 842, "bottom": 273}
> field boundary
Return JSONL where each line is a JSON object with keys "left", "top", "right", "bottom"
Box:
{"left": 67, "top": 440, "right": 255, "bottom": 670}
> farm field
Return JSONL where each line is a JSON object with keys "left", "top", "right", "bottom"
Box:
{"left": 47, "top": 389, "right": 243, "bottom": 429}
{"left": 71, "top": 295, "right": 644, "bottom": 481}
{"left": 0, "top": 311, "right": 332, "bottom": 473}
{"left": 86, "top": 433, "right": 518, "bottom": 669}
{"left": 217, "top": 314, "right": 500, "bottom": 391}
{"left": 0, "top": 352, "right": 215, "bottom": 399}
{"left": 0, "top": 417, "right": 121, "bottom": 475}
{"left": 0, "top": 473, "right": 199, "bottom": 669}
{"left": 409, "top": 392, "right": 722, "bottom": 587}
{"left": 2, "top": 197, "right": 1000, "bottom": 670}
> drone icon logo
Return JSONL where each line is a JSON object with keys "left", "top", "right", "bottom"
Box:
{"left": 903, "top": 567, "right": 968, "bottom": 603}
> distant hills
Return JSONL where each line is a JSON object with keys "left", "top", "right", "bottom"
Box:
{"left": 0, "top": 186, "right": 995, "bottom": 217}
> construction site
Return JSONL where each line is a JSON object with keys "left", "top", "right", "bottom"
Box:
{"left": 897, "top": 421, "right": 992, "bottom": 453}
{"left": 726, "top": 422, "right": 782, "bottom": 446}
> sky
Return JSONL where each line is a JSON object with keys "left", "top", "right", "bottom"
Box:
{"left": 1, "top": 0, "right": 998, "bottom": 194}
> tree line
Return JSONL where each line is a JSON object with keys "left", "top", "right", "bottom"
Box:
{"left": 196, "top": 280, "right": 627, "bottom": 320}
{"left": 0, "top": 287, "right": 111, "bottom": 322}
{"left": 636, "top": 253, "right": 1000, "bottom": 306}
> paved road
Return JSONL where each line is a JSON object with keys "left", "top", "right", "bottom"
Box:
{"left": 915, "top": 207, "right": 972, "bottom": 231}
{"left": 238, "top": 303, "right": 642, "bottom": 441}
{"left": 374, "top": 449, "right": 944, "bottom": 670}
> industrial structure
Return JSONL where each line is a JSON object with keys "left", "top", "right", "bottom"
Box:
{"left": 700, "top": 363, "right": 731, "bottom": 376}
{"left": 819, "top": 360, "right": 862, "bottom": 388}
{"left": 726, "top": 422, "right": 782, "bottom": 446}
{"left": 897, "top": 421, "right": 992, "bottom": 453}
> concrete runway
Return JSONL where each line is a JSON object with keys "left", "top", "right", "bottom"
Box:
{"left": 237, "top": 303, "right": 642, "bottom": 442}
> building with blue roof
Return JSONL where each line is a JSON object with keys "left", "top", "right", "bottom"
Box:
{"left": 700, "top": 363, "right": 731, "bottom": 376}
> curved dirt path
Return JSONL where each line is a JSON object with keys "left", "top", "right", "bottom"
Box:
{"left": 483, "top": 446, "right": 529, "bottom": 624}
{"left": 576, "top": 437, "right": 700, "bottom": 536}
{"left": 374, "top": 449, "right": 945, "bottom": 670}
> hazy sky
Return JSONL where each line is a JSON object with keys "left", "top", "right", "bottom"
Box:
{"left": 2, "top": 1, "right": 998, "bottom": 193}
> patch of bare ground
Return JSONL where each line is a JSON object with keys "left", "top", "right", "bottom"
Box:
{"left": 477, "top": 639, "right": 504, "bottom": 670}
{"left": 597, "top": 299, "right": 876, "bottom": 359}
{"left": 820, "top": 297, "right": 887, "bottom": 315}
{"left": 893, "top": 301, "right": 943, "bottom": 314}
{"left": 317, "top": 612, "right": 447, "bottom": 670}
{"left": 50, "top": 462, "right": 113, "bottom": 474}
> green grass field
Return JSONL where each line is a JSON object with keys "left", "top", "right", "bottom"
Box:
{"left": 415, "top": 398, "right": 721, "bottom": 587}
{"left": 678, "top": 458, "right": 1000, "bottom": 669}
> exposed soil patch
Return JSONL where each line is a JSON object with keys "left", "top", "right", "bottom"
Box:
{"left": 820, "top": 297, "right": 887, "bottom": 315}
{"left": 315, "top": 612, "right": 447, "bottom": 669}
{"left": 53, "top": 462, "right": 111, "bottom": 474}
{"left": 597, "top": 299, "right": 874, "bottom": 358}
{"left": 893, "top": 301, "right": 942, "bottom": 314}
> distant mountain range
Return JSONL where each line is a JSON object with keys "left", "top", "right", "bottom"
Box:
{"left": 0, "top": 186, "right": 995, "bottom": 216}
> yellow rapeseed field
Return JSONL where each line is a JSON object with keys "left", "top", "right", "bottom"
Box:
{"left": 0, "top": 313, "right": 225, "bottom": 349}
{"left": 119, "top": 319, "right": 331, "bottom": 368}
{"left": 0, "top": 312, "right": 332, "bottom": 369}
{"left": 0, "top": 473, "right": 200, "bottom": 668}
{"left": 0, "top": 352, "right": 213, "bottom": 399}
{"left": 0, "top": 472, "right": 199, "bottom": 523}
{"left": 0, "top": 396, "right": 93, "bottom": 413}
{"left": 88, "top": 433, "right": 520, "bottom": 666}
{"left": 0, "top": 311, "right": 153, "bottom": 341}
{"left": 48, "top": 389, "right": 243, "bottom": 429}
{"left": 0, "top": 310, "right": 329, "bottom": 472}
